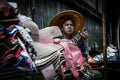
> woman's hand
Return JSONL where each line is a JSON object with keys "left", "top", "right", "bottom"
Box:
{"left": 76, "top": 63, "right": 91, "bottom": 72}
{"left": 76, "top": 64, "right": 85, "bottom": 71}
{"left": 83, "top": 62, "right": 92, "bottom": 70}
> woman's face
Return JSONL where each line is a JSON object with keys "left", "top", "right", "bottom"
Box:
{"left": 61, "top": 20, "right": 74, "bottom": 36}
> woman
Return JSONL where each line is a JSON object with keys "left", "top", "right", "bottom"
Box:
{"left": 49, "top": 10, "right": 102, "bottom": 80}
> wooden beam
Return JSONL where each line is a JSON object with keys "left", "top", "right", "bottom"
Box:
{"left": 69, "top": 0, "right": 102, "bottom": 20}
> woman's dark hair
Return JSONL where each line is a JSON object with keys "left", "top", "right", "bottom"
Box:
{"left": 59, "top": 15, "right": 75, "bottom": 27}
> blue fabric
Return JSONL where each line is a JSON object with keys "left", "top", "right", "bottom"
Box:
{"left": 93, "top": 53, "right": 117, "bottom": 61}
{"left": 78, "top": 41, "right": 86, "bottom": 53}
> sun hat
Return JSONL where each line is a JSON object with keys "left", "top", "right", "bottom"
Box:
{"left": 33, "top": 42, "right": 63, "bottom": 59}
{"left": 22, "top": 20, "right": 40, "bottom": 42}
{"left": 0, "top": 0, "right": 19, "bottom": 23}
{"left": 49, "top": 10, "right": 84, "bottom": 36}
{"left": 39, "top": 26, "right": 63, "bottom": 38}
{"left": 31, "top": 26, "right": 63, "bottom": 59}
{"left": 8, "top": 2, "right": 18, "bottom": 8}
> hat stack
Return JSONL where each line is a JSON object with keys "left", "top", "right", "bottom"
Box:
{"left": 0, "top": 0, "right": 19, "bottom": 23}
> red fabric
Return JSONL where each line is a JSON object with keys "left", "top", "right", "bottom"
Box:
{"left": 2, "top": 7, "right": 10, "bottom": 16}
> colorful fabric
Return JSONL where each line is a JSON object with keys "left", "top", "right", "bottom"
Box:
{"left": 0, "top": 24, "right": 36, "bottom": 71}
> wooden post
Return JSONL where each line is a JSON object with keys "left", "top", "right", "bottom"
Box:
{"left": 102, "top": 0, "right": 108, "bottom": 80}
{"left": 117, "top": 18, "right": 120, "bottom": 58}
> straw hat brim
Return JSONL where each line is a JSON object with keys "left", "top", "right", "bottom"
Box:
{"left": 33, "top": 42, "right": 63, "bottom": 59}
{"left": 0, "top": 18, "right": 19, "bottom": 22}
{"left": 39, "top": 26, "right": 63, "bottom": 38}
{"left": 49, "top": 10, "right": 84, "bottom": 36}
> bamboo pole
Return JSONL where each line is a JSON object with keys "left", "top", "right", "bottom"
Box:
{"left": 117, "top": 18, "right": 120, "bottom": 58}
{"left": 102, "top": 0, "right": 108, "bottom": 80}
